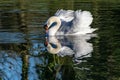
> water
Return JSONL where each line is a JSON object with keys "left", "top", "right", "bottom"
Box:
{"left": 0, "top": 0, "right": 120, "bottom": 80}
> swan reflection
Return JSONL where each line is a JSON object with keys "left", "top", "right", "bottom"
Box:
{"left": 45, "top": 34, "right": 96, "bottom": 63}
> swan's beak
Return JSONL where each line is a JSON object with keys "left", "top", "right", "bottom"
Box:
{"left": 44, "top": 24, "right": 48, "bottom": 30}
{"left": 44, "top": 41, "right": 48, "bottom": 47}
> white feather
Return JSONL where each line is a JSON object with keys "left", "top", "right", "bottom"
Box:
{"left": 55, "top": 9, "right": 74, "bottom": 22}
{"left": 45, "top": 9, "right": 97, "bottom": 35}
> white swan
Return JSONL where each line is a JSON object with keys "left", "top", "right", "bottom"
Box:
{"left": 44, "top": 9, "right": 97, "bottom": 36}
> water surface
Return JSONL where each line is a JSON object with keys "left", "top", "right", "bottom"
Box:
{"left": 0, "top": 0, "right": 120, "bottom": 80}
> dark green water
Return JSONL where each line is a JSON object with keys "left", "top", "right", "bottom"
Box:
{"left": 0, "top": 0, "right": 120, "bottom": 80}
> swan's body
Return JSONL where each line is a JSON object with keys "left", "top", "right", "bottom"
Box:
{"left": 44, "top": 9, "right": 97, "bottom": 36}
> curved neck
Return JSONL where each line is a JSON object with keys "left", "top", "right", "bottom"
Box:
{"left": 48, "top": 16, "right": 61, "bottom": 36}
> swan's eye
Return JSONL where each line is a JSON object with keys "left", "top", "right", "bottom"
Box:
{"left": 49, "top": 22, "right": 57, "bottom": 29}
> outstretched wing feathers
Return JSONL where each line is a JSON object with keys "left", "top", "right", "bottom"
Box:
{"left": 55, "top": 9, "right": 93, "bottom": 27}
{"left": 72, "top": 10, "right": 93, "bottom": 28}
{"left": 55, "top": 9, "right": 74, "bottom": 22}
{"left": 54, "top": 9, "right": 95, "bottom": 34}
{"left": 68, "top": 10, "right": 94, "bottom": 33}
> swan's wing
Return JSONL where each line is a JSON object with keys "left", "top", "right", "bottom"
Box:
{"left": 57, "top": 46, "right": 74, "bottom": 57}
{"left": 73, "top": 10, "right": 93, "bottom": 28}
{"left": 55, "top": 9, "right": 74, "bottom": 22}
{"left": 68, "top": 10, "right": 96, "bottom": 34}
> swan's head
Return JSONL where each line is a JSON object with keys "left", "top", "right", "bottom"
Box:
{"left": 44, "top": 16, "right": 61, "bottom": 31}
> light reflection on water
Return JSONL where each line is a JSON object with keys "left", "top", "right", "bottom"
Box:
{"left": 0, "top": 28, "right": 46, "bottom": 80}
{"left": 45, "top": 34, "right": 97, "bottom": 63}
{"left": 0, "top": 0, "right": 120, "bottom": 80}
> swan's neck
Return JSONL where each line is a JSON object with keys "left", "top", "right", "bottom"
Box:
{"left": 48, "top": 16, "right": 61, "bottom": 36}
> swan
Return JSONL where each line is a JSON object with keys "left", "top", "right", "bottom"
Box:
{"left": 44, "top": 9, "right": 97, "bottom": 36}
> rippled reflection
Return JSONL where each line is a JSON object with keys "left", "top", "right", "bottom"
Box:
{"left": 45, "top": 34, "right": 97, "bottom": 63}
{"left": 0, "top": 51, "right": 22, "bottom": 80}
{"left": 0, "top": 27, "right": 46, "bottom": 80}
